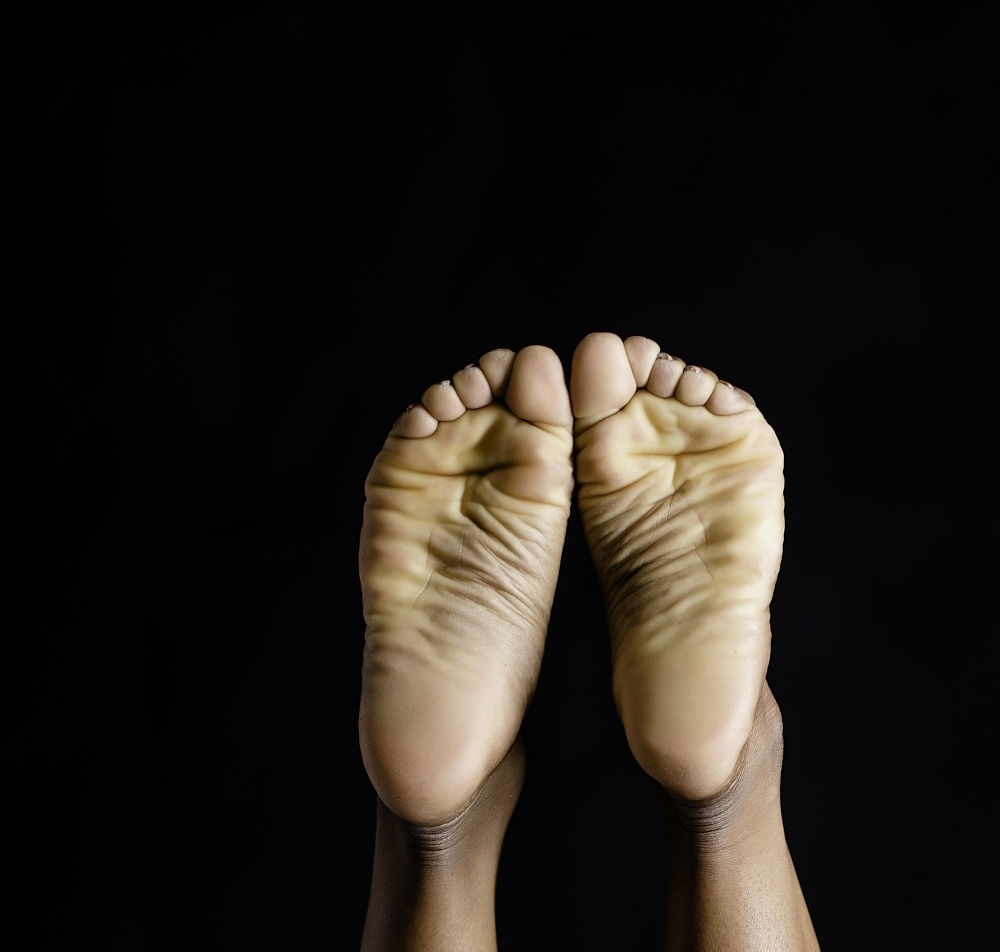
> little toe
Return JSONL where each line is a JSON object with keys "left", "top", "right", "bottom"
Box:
{"left": 390, "top": 403, "right": 439, "bottom": 438}
{"left": 706, "top": 379, "right": 757, "bottom": 415}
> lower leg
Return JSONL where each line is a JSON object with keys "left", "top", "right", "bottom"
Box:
{"left": 661, "top": 686, "right": 818, "bottom": 951}
{"left": 360, "top": 742, "right": 525, "bottom": 952}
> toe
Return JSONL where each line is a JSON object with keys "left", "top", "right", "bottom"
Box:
{"left": 570, "top": 332, "right": 637, "bottom": 423}
{"left": 623, "top": 335, "right": 662, "bottom": 387}
{"left": 646, "top": 352, "right": 686, "bottom": 397}
{"left": 478, "top": 348, "right": 516, "bottom": 397}
{"left": 391, "top": 403, "right": 439, "bottom": 438}
{"left": 453, "top": 364, "right": 493, "bottom": 409}
{"left": 674, "top": 365, "right": 720, "bottom": 405}
{"left": 505, "top": 345, "right": 572, "bottom": 426}
{"left": 706, "top": 380, "right": 757, "bottom": 415}
{"left": 421, "top": 380, "right": 467, "bottom": 421}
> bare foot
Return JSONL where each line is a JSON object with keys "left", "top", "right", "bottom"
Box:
{"left": 359, "top": 345, "right": 574, "bottom": 825}
{"left": 570, "top": 332, "right": 785, "bottom": 801}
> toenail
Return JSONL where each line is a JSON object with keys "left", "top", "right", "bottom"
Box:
{"left": 684, "top": 365, "right": 703, "bottom": 373}
{"left": 657, "top": 352, "right": 674, "bottom": 361}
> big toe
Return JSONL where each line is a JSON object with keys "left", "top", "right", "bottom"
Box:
{"left": 506, "top": 344, "right": 573, "bottom": 426}
{"left": 570, "top": 332, "right": 638, "bottom": 425}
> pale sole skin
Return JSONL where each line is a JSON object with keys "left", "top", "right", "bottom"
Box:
{"left": 358, "top": 344, "right": 574, "bottom": 826}
{"left": 571, "top": 331, "right": 785, "bottom": 801}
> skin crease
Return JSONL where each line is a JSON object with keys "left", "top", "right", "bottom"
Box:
{"left": 358, "top": 333, "right": 821, "bottom": 951}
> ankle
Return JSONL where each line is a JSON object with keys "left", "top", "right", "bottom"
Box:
{"left": 375, "top": 738, "right": 527, "bottom": 866}
{"left": 663, "top": 683, "right": 786, "bottom": 847}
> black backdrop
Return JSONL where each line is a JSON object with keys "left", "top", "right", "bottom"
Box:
{"left": 44, "top": 2, "right": 994, "bottom": 949}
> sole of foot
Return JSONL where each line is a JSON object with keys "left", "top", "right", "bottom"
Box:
{"left": 571, "top": 332, "right": 785, "bottom": 801}
{"left": 359, "top": 344, "right": 574, "bottom": 824}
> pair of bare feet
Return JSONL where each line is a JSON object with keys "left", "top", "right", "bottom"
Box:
{"left": 358, "top": 332, "right": 820, "bottom": 951}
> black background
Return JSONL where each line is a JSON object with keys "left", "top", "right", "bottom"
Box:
{"left": 43, "top": 1, "right": 994, "bottom": 949}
